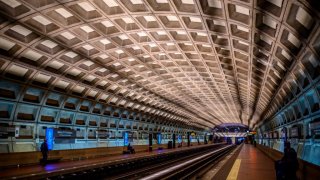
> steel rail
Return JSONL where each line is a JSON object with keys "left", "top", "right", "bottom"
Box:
{"left": 141, "top": 144, "right": 235, "bottom": 180}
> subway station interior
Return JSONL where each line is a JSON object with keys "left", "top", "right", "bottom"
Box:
{"left": 0, "top": 0, "right": 319, "bottom": 179}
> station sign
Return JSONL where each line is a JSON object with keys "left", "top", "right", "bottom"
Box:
{"left": 247, "top": 131, "right": 256, "bottom": 135}
{"left": 53, "top": 128, "right": 76, "bottom": 144}
{"left": 54, "top": 129, "right": 76, "bottom": 138}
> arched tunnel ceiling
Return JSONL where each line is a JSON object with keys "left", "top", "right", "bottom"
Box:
{"left": 0, "top": 0, "right": 319, "bottom": 129}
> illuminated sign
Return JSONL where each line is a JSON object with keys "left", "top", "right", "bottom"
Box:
{"left": 45, "top": 128, "right": 54, "bottom": 150}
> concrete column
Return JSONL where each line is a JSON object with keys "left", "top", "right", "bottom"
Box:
{"left": 149, "top": 133, "right": 152, "bottom": 151}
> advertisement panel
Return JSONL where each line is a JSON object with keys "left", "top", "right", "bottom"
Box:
{"left": 0, "top": 125, "right": 15, "bottom": 138}
{"left": 310, "top": 121, "right": 320, "bottom": 136}
{"left": 97, "top": 130, "right": 110, "bottom": 139}
{"left": 291, "top": 127, "right": 299, "bottom": 138}
{"left": 54, "top": 129, "right": 76, "bottom": 144}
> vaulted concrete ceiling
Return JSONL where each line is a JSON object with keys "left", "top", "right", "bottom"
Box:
{"left": 0, "top": 0, "right": 319, "bottom": 129}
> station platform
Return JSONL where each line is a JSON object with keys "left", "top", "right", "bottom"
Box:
{"left": 227, "top": 144, "right": 276, "bottom": 180}
{"left": 0, "top": 143, "right": 211, "bottom": 179}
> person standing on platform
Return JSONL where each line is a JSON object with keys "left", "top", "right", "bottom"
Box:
{"left": 40, "top": 139, "right": 49, "bottom": 165}
{"left": 275, "top": 142, "right": 299, "bottom": 180}
{"left": 127, "top": 143, "right": 135, "bottom": 154}
{"left": 283, "top": 142, "right": 299, "bottom": 179}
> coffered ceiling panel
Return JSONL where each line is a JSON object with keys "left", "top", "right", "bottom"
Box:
{"left": 0, "top": 0, "right": 319, "bottom": 129}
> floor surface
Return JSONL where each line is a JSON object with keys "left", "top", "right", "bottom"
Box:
{"left": 227, "top": 144, "right": 276, "bottom": 180}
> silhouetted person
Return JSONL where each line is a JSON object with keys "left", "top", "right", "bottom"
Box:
{"left": 204, "top": 138, "right": 208, "bottom": 144}
{"left": 276, "top": 142, "right": 299, "bottom": 180}
{"left": 40, "top": 139, "right": 48, "bottom": 165}
{"left": 127, "top": 143, "right": 135, "bottom": 154}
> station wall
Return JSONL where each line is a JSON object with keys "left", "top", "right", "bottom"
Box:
{"left": 0, "top": 79, "right": 204, "bottom": 153}
{"left": 256, "top": 77, "right": 320, "bottom": 166}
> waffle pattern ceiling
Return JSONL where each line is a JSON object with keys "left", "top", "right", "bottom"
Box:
{"left": 0, "top": 0, "right": 319, "bottom": 129}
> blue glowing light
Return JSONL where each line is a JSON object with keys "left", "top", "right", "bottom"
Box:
{"left": 178, "top": 135, "right": 182, "bottom": 143}
{"left": 124, "top": 132, "right": 129, "bottom": 146}
{"left": 157, "top": 133, "right": 162, "bottom": 144}
{"left": 45, "top": 128, "right": 54, "bottom": 150}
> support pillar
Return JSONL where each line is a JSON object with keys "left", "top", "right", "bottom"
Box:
{"left": 187, "top": 132, "right": 190, "bottom": 147}
{"left": 204, "top": 134, "right": 208, "bottom": 144}
{"left": 149, "top": 133, "right": 152, "bottom": 151}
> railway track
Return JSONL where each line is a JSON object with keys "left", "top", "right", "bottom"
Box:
{"left": 45, "top": 144, "right": 227, "bottom": 180}
{"left": 138, "top": 144, "right": 236, "bottom": 180}
{"left": 108, "top": 144, "right": 229, "bottom": 180}
{"left": 105, "top": 144, "right": 235, "bottom": 180}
